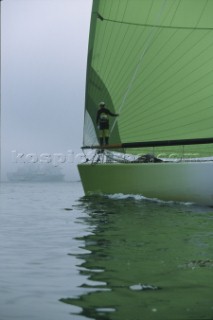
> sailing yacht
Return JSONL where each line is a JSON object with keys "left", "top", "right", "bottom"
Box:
{"left": 78, "top": 0, "right": 213, "bottom": 206}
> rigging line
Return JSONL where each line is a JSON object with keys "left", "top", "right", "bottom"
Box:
{"left": 108, "top": 1, "right": 180, "bottom": 109}
{"left": 111, "top": 5, "right": 180, "bottom": 105}
{"left": 104, "top": 26, "right": 145, "bottom": 101}
{"left": 110, "top": 0, "right": 169, "bottom": 135}
{"left": 110, "top": 29, "right": 176, "bottom": 105}
{"left": 105, "top": 1, "right": 155, "bottom": 104}
{"left": 102, "top": 25, "right": 131, "bottom": 99}
{"left": 103, "top": 26, "right": 147, "bottom": 103}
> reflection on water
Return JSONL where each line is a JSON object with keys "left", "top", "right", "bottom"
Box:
{"left": 61, "top": 195, "right": 213, "bottom": 320}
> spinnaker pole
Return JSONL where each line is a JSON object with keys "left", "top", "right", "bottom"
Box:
{"left": 82, "top": 137, "right": 213, "bottom": 150}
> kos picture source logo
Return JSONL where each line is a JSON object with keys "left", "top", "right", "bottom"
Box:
{"left": 11, "top": 150, "right": 84, "bottom": 166}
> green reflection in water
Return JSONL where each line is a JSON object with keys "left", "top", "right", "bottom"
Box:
{"left": 61, "top": 196, "right": 213, "bottom": 320}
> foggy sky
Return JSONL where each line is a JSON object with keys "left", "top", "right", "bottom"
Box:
{"left": 1, "top": 0, "right": 92, "bottom": 181}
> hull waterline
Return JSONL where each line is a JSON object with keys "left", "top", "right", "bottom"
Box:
{"left": 78, "top": 162, "right": 213, "bottom": 206}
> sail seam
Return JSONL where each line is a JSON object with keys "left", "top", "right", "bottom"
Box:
{"left": 127, "top": 31, "right": 212, "bottom": 114}
{"left": 110, "top": 0, "right": 169, "bottom": 135}
{"left": 100, "top": 17, "right": 213, "bottom": 31}
{"left": 106, "top": 1, "right": 179, "bottom": 115}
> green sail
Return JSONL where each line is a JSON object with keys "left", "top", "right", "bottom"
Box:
{"left": 83, "top": 0, "right": 213, "bottom": 156}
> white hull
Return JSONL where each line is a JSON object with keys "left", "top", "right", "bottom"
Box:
{"left": 78, "top": 161, "right": 213, "bottom": 206}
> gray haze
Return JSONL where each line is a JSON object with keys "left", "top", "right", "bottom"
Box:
{"left": 1, "top": 0, "right": 92, "bottom": 181}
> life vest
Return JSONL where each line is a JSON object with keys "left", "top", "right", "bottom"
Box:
{"left": 100, "top": 112, "right": 109, "bottom": 123}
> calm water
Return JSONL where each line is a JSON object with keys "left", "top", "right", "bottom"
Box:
{"left": 0, "top": 182, "right": 213, "bottom": 320}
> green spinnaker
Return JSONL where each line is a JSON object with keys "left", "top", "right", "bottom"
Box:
{"left": 83, "top": 0, "right": 213, "bottom": 156}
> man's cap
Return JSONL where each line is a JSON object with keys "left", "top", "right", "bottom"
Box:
{"left": 99, "top": 101, "right": 105, "bottom": 106}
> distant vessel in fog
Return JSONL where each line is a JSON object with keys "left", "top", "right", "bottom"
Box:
{"left": 7, "top": 164, "right": 64, "bottom": 182}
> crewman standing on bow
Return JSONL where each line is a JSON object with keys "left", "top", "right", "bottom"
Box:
{"left": 96, "top": 102, "right": 119, "bottom": 146}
